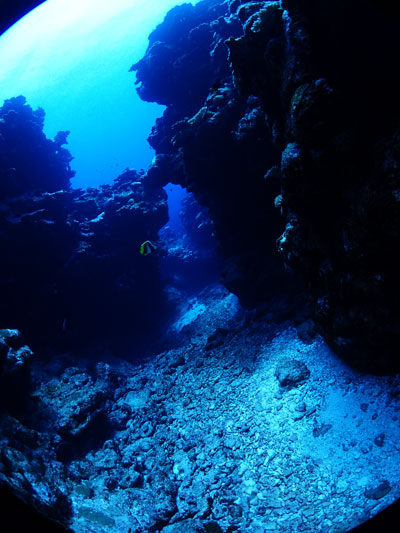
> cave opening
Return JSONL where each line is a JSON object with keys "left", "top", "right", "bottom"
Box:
{"left": 163, "top": 183, "right": 187, "bottom": 235}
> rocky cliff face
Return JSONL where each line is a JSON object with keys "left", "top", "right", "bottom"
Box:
{"left": 2, "top": 2, "right": 400, "bottom": 530}
{"left": 132, "top": 0, "right": 400, "bottom": 371}
{"left": 0, "top": 96, "right": 169, "bottom": 354}
{"left": 132, "top": 0, "right": 294, "bottom": 309}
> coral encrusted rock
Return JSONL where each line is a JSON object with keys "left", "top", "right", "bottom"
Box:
{"left": 0, "top": 328, "right": 33, "bottom": 413}
{"left": 134, "top": 0, "right": 400, "bottom": 370}
{"left": 132, "top": 0, "right": 294, "bottom": 309}
{"left": 0, "top": 97, "right": 169, "bottom": 354}
{"left": 0, "top": 95, "right": 74, "bottom": 197}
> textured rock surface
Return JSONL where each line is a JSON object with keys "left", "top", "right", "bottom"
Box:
{"left": 272, "top": 1, "right": 400, "bottom": 370}
{"left": 275, "top": 357, "right": 310, "bottom": 389}
{"left": 0, "top": 97, "right": 169, "bottom": 354}
{"left": 0, "top": 96, "right": 74, "bottom": 196}
{"left": 33, "top": 363, "right": 119, "bottom": 461}
{"left": 133, "top": 0, "right": 400, "bottom": 370}
{"left": 1, "top": 286, "right": 400, "bottom": 532}
{"left": 0, "top": 415, "right": 73, "bottom": 528}
{"left": 0, "top": 329, "right": 34, "bottom": 415}
{"left": 132, "top": 0, "right": 294, "bottom": 310}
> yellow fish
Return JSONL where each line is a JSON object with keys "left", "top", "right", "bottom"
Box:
{"left": 140, "top": 240, "right": 156, "bottom": 256}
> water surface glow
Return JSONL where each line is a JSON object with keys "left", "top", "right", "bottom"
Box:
{"left": 0, "top": 0, "right": 199, "bottom": 187}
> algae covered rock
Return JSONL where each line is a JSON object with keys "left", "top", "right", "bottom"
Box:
{"left": 133, "top": 0, "right": 293, "bottom": 309}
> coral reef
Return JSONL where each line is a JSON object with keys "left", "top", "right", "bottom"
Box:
{"left": 133, "top": 0, "right": 400, "bottom": 370}
{"left": 132, "top": 0, "right": 294, "bottom": 310}
{"left": 0, "top": 97, "right": 169, "bottom": 354}
{"left": 1, "top": 0, "right": 400, "bottom": 529}
{"left": 0, "top": 96, "right": 74, "bottom": 196}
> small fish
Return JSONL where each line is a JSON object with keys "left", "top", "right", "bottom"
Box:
{"left": 211, "top": 78, "right": 221, "bottom": 94}
{"left": 62, "top": 318, "right": 67, "bottom": 331}
{"left": 140, "top": 240, "right": 157, "bottom": 256}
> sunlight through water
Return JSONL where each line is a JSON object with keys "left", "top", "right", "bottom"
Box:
{"left": 0, "top": 0, "right": 200, "bottom": 187}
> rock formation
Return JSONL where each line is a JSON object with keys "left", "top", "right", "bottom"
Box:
{"left": 1, "top": 2, "right": 400, "bottom": 530}
{"left": 132, "top": 0, "right": 400, "bottom": 371}
{"left": 0, "top": 96, "right": 169, "bottom": 354}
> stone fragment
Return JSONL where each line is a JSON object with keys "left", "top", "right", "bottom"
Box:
{"left": 162, "top": 519, "right": 207, "bottom": 533}
{"left": 364, "top": 481, "right": 392, "bottom": 500}
{"left": 312, "top": 423, "right": 332, "bottom": 438}
{"left": 374, "top": 433, "right": 385, "bottom": 447}
{"left": 275, "top": 358, "right": 310, "bottom": 389}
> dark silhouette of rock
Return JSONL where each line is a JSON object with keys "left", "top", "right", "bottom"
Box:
{"left": 133, "top": 0, "right": 400, "bottom": 371}
{"left": 0, "top": 96, "right": 74, "bottom": 197}
{"left": 0, "top": 484, "right": 71, "bottom": 533}
{"left": 275, "top": 358, "right": 310, "bottom": 389}
{"left": 0, "top": 329, "right": 34, "bottom": 416}
{"left": 133, "top": 0, "right": 294, "bottom": 310}
{"left": 0, "top": 98, "right": 169, "bottom": 355}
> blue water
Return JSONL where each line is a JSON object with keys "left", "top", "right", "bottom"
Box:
{"left": 0, "top": 0, "right": 199, "bottom": 191}
{"left": 164, "top": 184, "right": 187, "bottom": 233}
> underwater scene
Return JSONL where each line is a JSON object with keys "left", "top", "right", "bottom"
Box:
{"left": 1, "top": 0, "right": 400, "bottom": 531}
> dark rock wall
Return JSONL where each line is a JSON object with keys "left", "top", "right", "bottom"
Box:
{"left": 0, "top": 97, "right": 169, "bottom": 354}
{"left": 0, "top": 329, "right": 33, "bottom": 415}
{"left": 132, "top": 0, "right": 294, "bottom": 309}
{"left": 180, "top": 192, "right": 215, "bottom": 250}
{"left": 274, "top": 0, "right": 400, "bottom": 370}
{"left": 133, "top": 0, "right": 400, "bottom": 370}
{"left": 0, "top": 96, "right": 74, "bottom": 196}
{"left": 1, "top": 0, "right": 400, "bottom": 369}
